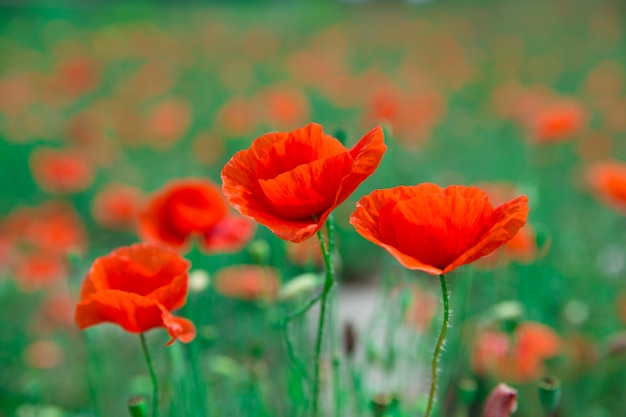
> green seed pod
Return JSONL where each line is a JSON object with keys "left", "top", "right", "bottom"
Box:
{"left": 538, "top": 376, "right": 562, "bottom": 414}
{"left": 128, "top": 396, "right": 148, "bottom": 417}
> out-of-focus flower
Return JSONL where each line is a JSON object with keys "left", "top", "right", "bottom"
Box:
{"left": 213, "top": 265, "right": 280, "bottom": 301}
{"left": 222, "top": 122, "right": 385, "bottom": 242}
{"left": 472, "top": 321, "right": 562, "bottom": 383}
{"left": 216, "top": 97, "right": 259, "bottom": 138}
{"left": 258, "top": 85, "right": 310, "bottom": 130}
{"left": 482, "top": 383, "right": 518, "bottom": 417}
{"left": 29, "top": 147, "right": 95, "bottom": 194}
{"left": 91, "top": 183, "right": 145, "bottom": 230}
{"left": 75, "top": 243, "right": 195, "bottom": 345}
{"left": 23, "top": 340, "right": 64, "bottom": 369}
{"left": 586, "top": 161, "right": 626, "bottom": 214}
{"left": 144, "top": 98, "right": 192, "bottom": 149}
{"left": 286, "top": 238, "right": 325, "bottom": 268}
{"left": 404, "top": 285, "right": 438, "bottom": 332}
{"left": 3, "top": 201, "right": 87, "bottom": 256}
{"left": 54, "top": 56, "right": 100, "bottom": 96}
{"left": 350, "top": 183, "right": 528, "bottom": 276}
{"left": 192, "top": 132, "right": 225, "bottom": 167}
{"left": 139, "top": 178, "right": 255, "bottom": 252}
{"left": 13, "top": 252, "right": 67, "bottom": 292}
{"left": 526, "top": 101, "right": 586, "bottom": 144}
{"left": 31, "top": 291, "right": 77, "bottom": 335}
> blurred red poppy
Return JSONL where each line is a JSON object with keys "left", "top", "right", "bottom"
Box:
{"left": 75, "top": 243, "right": 195, "bottom": 345}
{"left": 139, "top": 179, "right": 255, "bottom": 252}
{"left": 145, "top": 98, "right": 192, "bottom": 149}
{"left": 29, "top": 148, "right": 95, "bottom": 194}
{"left": 403, "top": 285, "right": 438, "bottom": 333}
{"left": 586, "top": 161, "right": 626, "bottom": 213}
{"left": 222, "top": 122, "right": 386, "bottom": 242}
{"left": 91, "top": 183, "right": 145, "bottom": 230}
{"left": 4, "top": 201, "right": 87, "bottom": 256}
{"left": 350, "top": 183, "right": 528, "bottom": 276}
{"left": 527, "top": 101, "right": 586, "bottom": 144}
{"left": 213, "top": 265, "right": 280, "bottom": 301}
{"left": 286, "top": 238, "right": 325, "bottom": 268}
{"left": 13, "top": 252, "right": 68, "bottom": 292}
{"left": 471, "top": 322, "right": 561, "bottom": 383}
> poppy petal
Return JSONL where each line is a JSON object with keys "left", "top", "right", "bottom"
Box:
{"left": 445, "top": 195, "right": 529, "bottom": 273}
{"left": 75, "top": 290, "right": 163, "bottom": 333}
{"left": 160, "top": 307, "right": 196, "bottom": 346}
{"left": 257, "top": 152, "right": 353, "bottom": 219}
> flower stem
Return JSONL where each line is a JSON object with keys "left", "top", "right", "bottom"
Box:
{"left": 425, "top": 274, "right": 450, "bottom": 417}
{"left": 139, "top": 333, "right": 159, "bottom": 417}
{"left": 312, "top": 216, "right": 336, "bottom": 417}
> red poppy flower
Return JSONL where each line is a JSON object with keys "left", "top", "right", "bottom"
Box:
{"left": 221, "top": 122, "right": 386, "bottom": 242}
{"left": 213, "top": 265, "right": 280, "bottom": 301}
{"left": 471, "top": 322, "right": 561, "bottom": 383}
{"left": 29, "top": 147, "right": 95, "bottom": 194}
{"left": 350, "top": 183, "right": 528, "bottom": 275}
{"left": 91, "top": 183, "right": 145, "bottom": 230}
{"left": 74, "top": 243, "right": 195, "bottom": 345}
{"left": 586, "top": 161, "right": 626, "bottom": 213}
{"left": 138, "top": 179, "right": 255, "bottom": 252}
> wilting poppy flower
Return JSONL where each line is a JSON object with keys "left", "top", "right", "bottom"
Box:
{"left": 213, "top": 265, "right": 280, "bottom": 301}
{"left": 471, "top": 322, "right": 562, "bottom": 383}
{"left": 75, "top": 243, "right": 195, "bottom": 345}
{"left": 586, "top": 161, "right": 626, "bottom": 213}
{"left": 29, "top": 147, "right": 95, "bottom": 194}
{"left": 222, "top": 122, "right": 386, "bottom": 242}
{"left": 350, "top": 183, "right": 528, "bottom": 276}
{"left": 138, "top": 179, "right": 255, "bottom": 252}
{"left": 91, "top": 183, "right": 145, "bottom": 230}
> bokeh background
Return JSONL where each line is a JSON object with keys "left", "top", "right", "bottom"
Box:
{"left": 2, "top": 0, "right": 626, "bottom": 416}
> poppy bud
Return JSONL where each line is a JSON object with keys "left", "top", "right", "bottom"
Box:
{"left": 482, "top": 383, "right": 518, "bottom": 417}
{"left": 538, "top": 376, "right": 561, "bottom": 414}
{"left": 457, "top": 378, "right": 478, "bottom": 406}
{"left": 128, "top": 396, "right": 148, "bottom": 417}
{"left": 343, "top": 322, "right": 358, "bottom": 358}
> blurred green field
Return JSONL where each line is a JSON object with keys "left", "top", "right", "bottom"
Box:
{"left": 1, "top": 1, "right": 626, "bottom": 416}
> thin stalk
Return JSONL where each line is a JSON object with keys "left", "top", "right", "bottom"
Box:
{"left": 425, "top": 274, "right": 450, "bottom": 417}
{"left": 140, "top": 333, "right": 159, "bottom": 417}
{"left": 312, "top": 216, "right": 336, "bottom": 417}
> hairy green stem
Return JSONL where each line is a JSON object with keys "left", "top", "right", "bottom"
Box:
{"left": 140, "top": 333, "right": 159, "bottom": 417}
{"left": 425, "top": 274, "right": 450, "bottom": 417}
{"left": 312, "top": 216, "right": 336, "bottom": 417}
